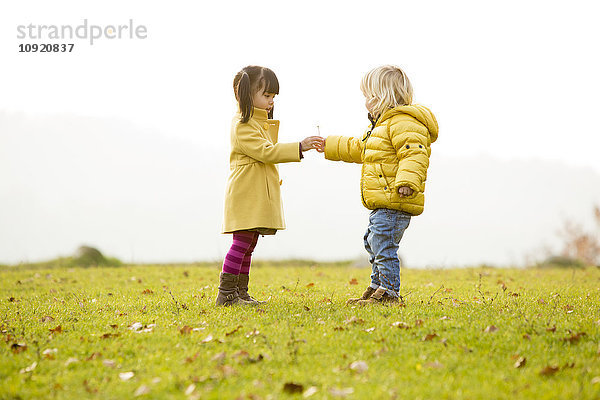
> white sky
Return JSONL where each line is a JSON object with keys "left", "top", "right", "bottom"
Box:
{"left": 1, "top": 0, "right": 600, "bottom": 265}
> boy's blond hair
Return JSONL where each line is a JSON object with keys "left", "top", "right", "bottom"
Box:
{"left": 360, "top": 65, "right": 413, "bottom": 118}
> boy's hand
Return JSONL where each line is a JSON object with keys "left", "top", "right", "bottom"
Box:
{"left": 301, "top": 136, "right": 325, "bottom": 152}
{"left": 398, "top": 186, "right": 414, "bottom": 197}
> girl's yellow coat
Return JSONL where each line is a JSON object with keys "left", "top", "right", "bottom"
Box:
{"left": 222, "top": 107, "right": 300, "bottom": 233}
{"left": 325, "top": 105, "right": 438, "bottom": 215}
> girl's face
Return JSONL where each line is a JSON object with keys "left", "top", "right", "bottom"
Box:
{"left": 253, "top": 89, "right": 276, "bottom": 112}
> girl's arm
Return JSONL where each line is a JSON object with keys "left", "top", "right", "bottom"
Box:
{"left": 389, "top": 122, "right": 431, "bottom": 195}
{"left": 235, "top": 123, "right": 301, "bottom": 164}
{"left": 323, "top": 136, "right": 364, "bottom": 164}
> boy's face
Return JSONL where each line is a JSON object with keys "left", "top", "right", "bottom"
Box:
{"left": 253, "top": 89, "right": 276, "bottom": 112}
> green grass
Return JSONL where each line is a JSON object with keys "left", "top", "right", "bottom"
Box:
{"left": 1, "top": 263, "right": 599, "bottom": 399}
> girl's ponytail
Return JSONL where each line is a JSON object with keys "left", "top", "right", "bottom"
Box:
{"left": 237, "top": 71, "right": 253, "bottom": 123}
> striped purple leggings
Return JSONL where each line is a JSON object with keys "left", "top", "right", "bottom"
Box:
{"left": 222, "top": 231, "right": 259, "bottom": 275}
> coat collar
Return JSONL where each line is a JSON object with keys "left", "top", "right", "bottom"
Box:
{"left": 236, "top": 107, "right": 269, "bottom": 123}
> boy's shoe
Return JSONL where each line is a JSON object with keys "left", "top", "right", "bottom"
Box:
{"left": 237, "top": 273, "right": 265, "bottom": 305}
{"left": 215, "top": 272, "right": 255, "bottom": 306}
{"left": 357, "top": 287, "right": 402, "bottom": 305}
{"left": 345, "top": 286, "right": 376, "bottom": 305}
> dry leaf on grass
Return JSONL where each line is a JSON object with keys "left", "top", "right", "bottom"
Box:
{"left": 349, "top": 278, "right": 358, "bottom": 285}
{"left": 349, "top": 361, "right": 368, "bottom": 373}
{"left": 422, "top": 333, "right": 438, "bottom": 341}
{"left": 539, "top": 365, "right": 559, "bottom": 376}
{"left": 119, "top": 372, "right": 135, "bottom": 381}
{"left": 483, "top": 325, "right": 498, "bottom": 333}
{"left": 344, "top": 316, "right": 364, "bottom": 325}
{"left": 134, "top": 385, "right": 150, "bottom": 396}
{"left": 180, "top": 326, "right": 193, "bottom": 335}
{"left": 514, "top": 357, "right": 527, "bottom": 368}
{"left": 283, "top": 382, "right": 304, "bottom": 394}
{"left": 391, "top": 321, "right": 410, "bottom": 329}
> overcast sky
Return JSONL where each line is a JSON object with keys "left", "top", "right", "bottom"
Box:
{"left": 1, "top": 0, "right": 599, "bottom": 266}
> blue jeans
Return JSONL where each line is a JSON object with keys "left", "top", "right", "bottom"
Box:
{"left": 364, "top": 208, "right": 411, "bottom": 297}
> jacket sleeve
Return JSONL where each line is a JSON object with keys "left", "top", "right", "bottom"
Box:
{"left": 235, "top": 122, "right": 301, "bottom": 164}
{"left": 324, "top": 135, "right": 363, "bottom": 164}
{"left": 389, "top": 122, "right": 431, "bottom": 193}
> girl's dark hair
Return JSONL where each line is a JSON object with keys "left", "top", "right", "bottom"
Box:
{"left": 233, "top": 66, "right": 279, "bottom": 123}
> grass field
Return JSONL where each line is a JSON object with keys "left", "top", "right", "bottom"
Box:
{"left": 1, "top": 263, "right": 599, "bottom": 399}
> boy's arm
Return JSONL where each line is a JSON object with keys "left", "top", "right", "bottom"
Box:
{"left": 235, "top": 123, "right": 301, "bottom": 164}
{"left": 324, "top": 135, "right": 363, "bottom": 164}
{"left": 390, "top": 125, "right": 430, "bottom": 194}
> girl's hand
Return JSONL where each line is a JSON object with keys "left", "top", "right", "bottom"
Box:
{"left": 301, "top": 136, "right": 325, "bottom": 152}
{"left": 398, "top": 186, "right": 414, "bottom": 197}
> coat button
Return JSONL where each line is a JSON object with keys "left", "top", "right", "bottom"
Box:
{"left": 279, "top": 179, "right": 283, "bottom": 185}
{"left": 405, "top": 145, "right": 410, "bottom": 149}
{"left": 379, "top": 174, "right": 382, "bottom": 177}
{"left": 263, "top": 123, "right": 269, "bottom": 129}
{"left": 384, "top": 187, "right": 388, "bottom": 190}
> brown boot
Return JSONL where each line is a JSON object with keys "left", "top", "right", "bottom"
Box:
{"left": 215, "top": 272, "right": 254, "bottom": 306}
{"left": 357, "top": 287, "right": 401, "bottom": 305}
{"left": 237, "top": 273, "right": 265, "bottom": 305}
{"left": 345, "top": 286, "right": 376, "bottom": 305}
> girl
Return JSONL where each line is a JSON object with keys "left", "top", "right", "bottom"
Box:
{"left": 217, "top": 65, "right": 323, "bottom": 306}
{"left": 320, "top": 65, "right": 439, "bottom": 305}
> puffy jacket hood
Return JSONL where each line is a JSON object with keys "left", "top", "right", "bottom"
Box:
{"left": 380, "top": 105, "right": 439, "bottom": 143}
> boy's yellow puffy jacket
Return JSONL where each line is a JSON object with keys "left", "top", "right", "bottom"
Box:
{"left": 324, "top": 105, "right": 438, "bottom": 216}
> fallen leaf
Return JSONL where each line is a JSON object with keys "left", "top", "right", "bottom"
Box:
{"left": 514, "top": 357, "right": 527, "bottom": 368}
{"left": 86, "top": 352, "right": 102, "bottom": 361}
{"left": 415, "top": 319, "right": 424, "bottom": 326}
{"left": 19, "top": 361, "right": 37, "bottom": 374}
{"left": 333, "top": 326, "right": 345, "bottom": 331}
{"left": 8, "top": 296, "right": 16, "bottom": 302}
{"left": 539, "top": 365, "right": 559, "bottom": 376}
{"left": 184, "top": 384, "right": 195, "bottom": 395}
{"left": 10, "top": 343, "right": 27, "bottom": 353}
{"left": 349, "top": 278, "right": 358, "bottom": 285}
{"left": 591, "top": 376, "right": 600, "bottom": 384}
{"left": 303, "top": 386, "right": 318, "bottom": 397}
{"left": 129, "top": 322, "right": 143, "bottom": 331}
{"left": 103, "top": 359, "right": 117, "bottom": 368}
{"left": 283, "top": 382, "right": 304, "bottom": 394}
{"left": 422, "top": 333, "right": 438, "bottom": 341}
{"left": 365, "top": 327, "right": 375, "bottom": 333}
{"left": 201, "top": 335, "right": 214, "bottom": 343}
{"left": 344, "top": 316, "right": 365, "bottom": 325}
{"left": 546, "top": 325, "right": 556, "bottom": 333}
{"left": 439, "top": 316, "right": 451, "bottom": 321}
{"left": 65, "top": 357, "right": 79, "bottom": 366}
{"left": 42, "top": 348, "right": 57, "bottom": 359}
{"left": 101, "top": 333, "right": 120, "bottom": 339}
{"left": 119, "top": 372, "right": 135, "bottom": 381}
{"left": 41, "top": 316, "right": 55, "bottom": 323}
{"left": 306, "top": 283, "right": 315, "bottom": 288}
{"left": 391, "top": 321, "right": 410, "bottom": 329}
{"left": 141, "top": 289, "right": 153, "bottom": 295}
{"left": 303, "top": 305, "right": 311, "bottom": 311}
{"left": 183, "top": 271, "right": 190, "bottom": 277}
{"left": 523, "top": 333, "right": 531, "bottom": 340}
{"left": 49, "top": 325, "right": 63, "bottom": 334}
{"left": 349, "top": 360, "right": 368, "bottom": 373}
{"left": 563, "top": 332, "right": 586, "bottom": 343}
{"left": 134, "top": 385, "right": 150, "bottom": 396}
{"left": 180, "top": 326, "right": 193, "bottom": 335}
{"left": 226, "top": 325, "right": 242, "bottom": 336}
{"left": 483, "top": 325, "right": 498, "bottom": 333}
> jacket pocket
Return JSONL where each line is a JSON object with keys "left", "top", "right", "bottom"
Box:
{"left": 376, "top": 164, "right": 392, "bottom": 203}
